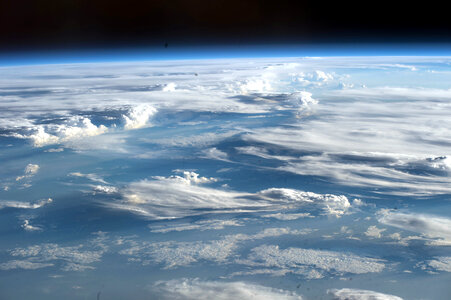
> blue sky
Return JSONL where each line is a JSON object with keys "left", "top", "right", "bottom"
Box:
{"left": 2, "top": 43, "right": 451, "bottom": 66}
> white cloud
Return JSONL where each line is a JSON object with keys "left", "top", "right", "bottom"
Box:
{"left": 44, "top": 147, "right": 64, "bottom": 152}
{"left": 120, "top": 227, "right": 310, "bottom": 269}
{"left": 67, "top": 172, "right": 108, "bottom": 184}
{"left": 149, "top": 219, "right": 242, "bottom": 233}
{"left": 148, "top": 131, "right": 238, "bottom": 148}
{"left": 242, "top": 84, "right": 451, "bottom": 196}
{"left": 261, "top": 212, "right": 312, "bottom": 220}
{"left": 92, "top": 185, "right": 118, "bottom": 194}
{"left": 16, "top": 163, "right": 40, "bottom": 181}
{"left": 426, "top": 256, "right": 451, "bottom": 272}
{"left": 5, "top": 233, "right": 108, "bottom": 272}
{"left": 258, "top": 188, "right": 351, "bottom": 217}
{"left": 364, "top": 226, "right": 386, "bottom": 239}
{"left": 21, "top": 219, "right": 41, "bottom": 231}
{"left": 202, "top": 147, "right": 229, "bottom": 161}
{"left": 115, "top": 172, "right": 251, "bottom": 219}
{"left": 68, "top": 172, "right": 108, "bottom": 184}
{"left": 61, "top": 263, "right": 95, "bottom": 272}
{"left": 152, "top": 279, "right": 303, "bottom": 300}
{"left": 123, "top": 104, "right": 157, "bottom": 130}
{"left": 0, "top": 260, "right": 53, "bottom": 271}
{"left": 25, "top": 116, "right": 108, "bottom": 147}
{"left": 111, "top": 171, "right": 353, "bottom": 220}
{"left": 328, "top": 288, "right": 403, "bottom": 300}
{"left": 239, "top": 245, "right": 385, "bottom": 275}
{"left": 24, "top": 164, "right": 40, "bottom": 175}
{"left": 240, "top": 79, "right": 272, "bottom": 93}
{"left": 0, "top": 198, "right": 52, "bottom": 210}
{"left": 378, "top": 210, "right": 451, "bottom": 245}
{"left": 162, "top": 82, "right": 177, "bottom": 92}
{"left": 331, "top": 87, "right": 451, "bottom": 101}
{"left": 287, "top": 91, "right": 318, "bottom": 110}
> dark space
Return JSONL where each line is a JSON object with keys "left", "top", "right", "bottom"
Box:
{"left": 1, "top": 0, "right": 450, "bottom": 51}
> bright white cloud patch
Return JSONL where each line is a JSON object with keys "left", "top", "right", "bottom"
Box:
{"left": 328, "top": 288, "right": 403, "bottom": 300}
{"left": 152, "top": 279, "right": 303, "bottom": 300}
{"left": 378, "top": 211, "right": 451, "bottom": 245}
{"left": 288, "top": 91, "right": 318, "bottom": 110}
{"left": 0, "top": 198, "right": 52, "bottom": 210}
{"left": 22, "top": 116, "right": 108, "bottom": 147}
{"left": 123, "top": 104, "right": 157, "bottom": 130}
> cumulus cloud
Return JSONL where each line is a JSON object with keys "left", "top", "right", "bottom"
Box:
{"left": 123, "top": 104, "right": 157, "bottom": 130}
{"left": 287, "top": 91, "right": 318, "bottom": 110}
{"left": 0, "top": 198, "right": 52, "bottom": 210}
{"left": 21, "top": 116, "right": 108, "bottom": 147}
{"left": 378, "top": 210, "right": 451, "bottom": 245}
{"left": 258, "top": 188, "right": 351, "bottom": 217}
{"left": 92, "top": 185, "right": 118, "bottom": 194}
{"left": 364, "top": 226, "right": 386, "bottom": 239}
{"left": 21, "top": 219, "right": 41, "bottom": 231}
{"left": 151, "top": 279, "right": 303, "bottom": 300}
{"left": 16, "top": 163, "right": 40, "bottom": 181}
{"left": 328, "top": 288, "right": 403, "bottom": 300}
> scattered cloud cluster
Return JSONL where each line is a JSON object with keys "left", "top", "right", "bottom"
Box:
{"left": 2, "top": 232, "right": 108, "bottom": 272}
{"left": 119, "top": 227, "right": 311, "bottom": 269}
{"left": 328, "top": 288, "right": 403, "bottom": 300}
{"left": 238, "top": 245, "right": 385, "bottom": 278}
{"left": 123, "top": 104, "right": 157, "bottom": 130}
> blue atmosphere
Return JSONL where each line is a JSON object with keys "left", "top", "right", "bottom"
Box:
{"left": 2, "top": 43, "right": 451, "bottom": 66}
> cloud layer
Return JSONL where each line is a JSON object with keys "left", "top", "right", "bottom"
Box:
{"left": 112, "top": 171, "right": 353, "bottom": 219}
{"left": 152, "top": 279, "right": 303, "bottom": 300}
